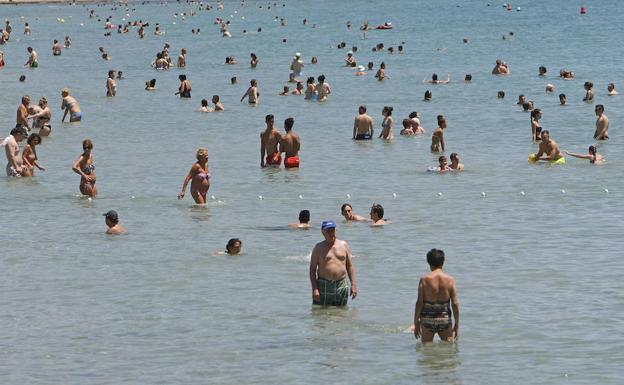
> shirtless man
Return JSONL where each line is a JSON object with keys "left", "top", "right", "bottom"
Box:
{"left": 25, "top": 47, "right": 38, "bottom": 68}
{"left": 353, "top": 105, "right": 374, "bottom": 140}
{"left": 534, "top": 130, "right": 563, "bottom": 161}
{"left": 449, "top": 153, "right": 464, "bottom": 171}
{"left": 414, "top": 249, "right": 459, "bottom": 343}
{"left": 52, "top": 40, "right": 62, "bottom": 56}
{"left": 260, "top": 114, "right": 282, "bottom": 168}
{"left": 341, "top": 203, "right": 366, "bottom": 221}
{"left": 344, "top": 51, "right": 356, "bottom": 67}
{"left": 290, "top": 52, "right": 304, "bottom": 76}
{"left": 3, "top": 126, "right": 28, "bottom": 176}
{"left": 279, "top": 117, "right": 301, "bottom": 169}
{"left": 103, "top": 210, "right": 125, "bottom": 235}
{"left": 491, "top": 59, "right": 509, "bottom": 75}
{"left": 309, "top": 221, "right": 357, "bottom": 306}
{"left": 17, "top": 95, "right": 30, "bottom": 130}
{"left": 240, "top": 79, "right": 259, "bottom": 104}
{"left": 315, "top": 75, "right": 331, "bottom": 102}
{"left": 370, "top": 203, "right": 389, "bottom": 226}
{"left": 289, "top": 210, "right": 311, "bottom": 229}
{"left": 594, "top": 104, "right": 609, "bottom": 140}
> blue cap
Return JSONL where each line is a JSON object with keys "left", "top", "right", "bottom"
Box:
{"left": 321, "top": 220, "right": 336, "bottom": 230}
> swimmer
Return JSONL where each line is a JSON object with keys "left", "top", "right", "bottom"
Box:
{"left": 145, "top": 79, "right": 156, "bottom": 90}
{"left": 436, "top": 156, "right": 451, "bottom": 173}
{"left": 491, "top": 59, "right": 510, "bottom": 75}
{"left": 583, "top": 81, "right": 594, "bottom": 102}
{"left": 545, "top": 84, "right": 554, "bottom": 93}
{"left": 379, "top": 106, "right": 394, "bottom": 140}
{"left": 607, "top": 83, "right": 618, "bottom": 96}
{"left": 522, "top": 101, "right": 534, "bottom": 112}
{"left": 424, "top": 90, "right": 432, "bottom": 101}
{"left": 315, "top": 75, "right": 331, "bottom": 101}
{"left": 309, "top": 221, "right": 357, "bottom": 306}
{"left": 231, "top": 77, "right": 237, "bottom": 85}
{"left": 355, "top": 65, "right": 366, "bottom": 76}
{"left": 464, "top": 74, "right": 472, "bottom": 82}
{"left": 61, "top": 88, "right": 82, "bottom": 122}
{"left": 353, "top": 105, "right": 374, "bottom": 140}
{"left": 497, "top": 91, "right": 505, "bottom": 99}
{"left": 260, "top": 114, "right": 282, "bottom": 168}
{"left": 200, "top": 99, "right": 213, "bottom": 113}
{"left": 531, "top": 109, "right": 542, "bottom": 142}
{"left": 288, "top": 72, "right": 299, "bottom": 83}
{"left": 374, "top": 62, "right": 386, "bottom": 80}
{"left": 178, "top": 48, "right": 187, "bottom": 68}
{"left": 345, "top": 51, "right": 356, "bottom": 67}
{"left": 280, "top": 117, "right": 301, "bottom": 169}
{"left": 559, "top": 93, "right": 567, "bottom": 105}
{"left": 106, "top": 70, "right": 117, "bottom": 97}
{"left": 64, "top": 35, "right": 71, "bottom": 48}
{"left": 103, "top": 210, "right": 125, "bottom": 235}
{"left": 52, "top": 40, "right": 62, "bottom": 56}
{"left": 291, "top": 52, "right": 304, "bottom": 76}
{"left": 25, "top": 47, "right": 38, "bottom": 68}
{"left": 72, "top": 139, "right": 97, "bottom": 198}
{"left": 153, "top": 52, "right": 169, "bottom": 69}
{"left": 280, "top": 87, "right": 290, "bottom": 96}
{"left": 517, "top": 94, "right": 526, "bottom": 105}
{"left": 250, "top": 53, "right": 259, "bottom": 68}
{"left": 341, "top": 203, "right": 366, "bottom": 221}
{"left": 431, "top": 115, "right": 446, "bottom": 152}
{"left": 370, "top": 203, "right": 390, "bottom": 226}
{"left": 99, "top": 47, "right": 110, "bottom": 61}
{"left": 240, "top": 79, "right": 259, "bottom": 104}
{"left": 400, "top": 119, "right": 415, "bottom": 136}
{"left": 560, "top": 69, "right": 575, "bottom": 80}
{"left": 3, "top": 126, "right": 28, "bottom": 177}
{"left": 565, "top": 145, "right": 604, "bottom": 165}
{"left": 423, "top": 73, "right": 450, "bottom": 84}
{"left": 289, "top": 210, "right": 311, "bottom": 229}
{"left": 225, "top": 56, "right": 237, "bottom": 65}
{"left": 413, "top": 248, "right": 460, "bottom": 343}
{"left": 17, "top": 95, "right": 31, "bottom": 130}
{"left": 533, "top": 130, "right": 563, "bottom": 162}
{"left": 409, "top": 112, "right": 426, "bottom": 134}
{"left": 449, "top": 153, "right": 464, "bottom": 171}
{"left": 175, "top": 74, "right": 192, "bottom": 98}
{"left": 29, "top": 97, "right": 52, "bottom": 136}
{"left": 594, "top": 105, "right": 609, "bottom": 140}
{"left": 221, "top": 238, "right": 243, "bottom": 255}
{"left": 178, "top": 148, "right": 211, "bottom": 204}
{"left": 538, "top": 66, "right": 547, "bottom": 76}
{"left": 117, "top": 71, "right": 124, "bottom": 79}
{"left": 24, "top": 23, "right": 31, "bottom": 35}
{"left": 212, "top": 95, "right": 224, "bottom": 111}
{"left": 292, "top": 82, "right": 304, "bottom": 95}
{"left": 311, "top": 56, "right": 318, "bottom": 64}
{"left": 304, "top": 77, "right": 316, "bottom": 100}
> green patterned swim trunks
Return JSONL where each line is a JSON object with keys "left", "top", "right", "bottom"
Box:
{"left": 314, "top": 277, "right": 349, "bottom": 306}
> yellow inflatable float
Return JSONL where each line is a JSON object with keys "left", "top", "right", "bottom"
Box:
{"left": 528, "top": 153, "right": 565, "bottom": 164}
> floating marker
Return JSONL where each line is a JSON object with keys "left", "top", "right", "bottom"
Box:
{"left": 258, "top": 195, "right": 263, "bottom": 200}
{"left": 298, "top": 195, "right": 303, "bottom": 199}
{"left": 437, "top": 192, "right": 443, "bottom": 197}
{"left": 561, "top": 189, "right": 566, "bottom": 194}
{"left": 481, "top": 192, "right": 486, "bottom": 197}
{"left": 131, "top": 195, "right": 135, "bottom": 199}
{"left": 392, "top": 193, "right": 397, "bottom": 198}
{"left": 88, "top": 197, "right": 92, "bottom": 201}
{"left": 520, "top": 191, "right": 525, "bottom": 196}
{"left": 604, "top": 189, "right": 609, "bottom": 193}
{"left": 211, "top": 195, "right": 216, "bottom": 200}
{"left": 346, "top": 193, "right": 351, "bottom": 199}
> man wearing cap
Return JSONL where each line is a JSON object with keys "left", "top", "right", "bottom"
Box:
{"left": 3, "top": 125, "right": 28, "bottom": 177}
{"left": 309, "top": 221, "right": 357, "bottom": 306}
{"left": 355, "top": 65, "right": 366, "bottom": 76}
{"left": 103, "top": 210, "right": 125, "bottom": 235}
{"left": 290, "top": 52, "right": 304, "bottom": 77}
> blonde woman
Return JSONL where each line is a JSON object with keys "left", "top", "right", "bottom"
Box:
{"left": 178, "top": 148, "right": 211, "bottom": 204}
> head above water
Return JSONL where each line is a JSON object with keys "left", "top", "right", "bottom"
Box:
{"left": 427, "top": 248, "right": 445, "bottom": 268}
{"left": 226, "top": 238, "right": 242, "bottom": 255}
{"left": 370, "top": 203, "right": 384, "bottom": 220}
{"left": 284, "top": 117, "right": 294, "bottom": 131}
{"left": 299, "top": 210, "right": 310, "bottom": 223}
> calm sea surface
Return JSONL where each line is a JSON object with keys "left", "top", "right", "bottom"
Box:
{"left": 1, "top": 0, "right": 623, "bottom": 384}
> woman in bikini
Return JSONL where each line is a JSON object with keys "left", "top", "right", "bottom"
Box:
{"left": 21, "top": 133, "right": 45, "bottom": 177}
{"left": 61, "top": 88, "right": 82, "bottom": 122}
{"left": 565, "top": 145, "right": 604, "bottom": 165}
{"left": 531, "top": 109, "right": 542, "bottom": 143}
{"left": 106, "top": 70, "right": 117, "bottom": 97}
{"left": 431, "top": 115, "right": 446, "bottom": 152}
{"left": 30, "top": 97, "right": 52, "bottom": 136}
{"left": 72, "top": 139, "right": 97, "bottom": 197}
{"left": 379, "top": 106, "right": 394, "bottom": 140}
{"left": 178, "top": 148, "right": 211, "bottom": 204}
{"left": 240, "top": 79, "right": 259, "bottom": 104}
{"left": 176, "top": 74, "right": 192, "bottom": 98}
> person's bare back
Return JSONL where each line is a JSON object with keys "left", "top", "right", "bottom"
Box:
{"left": 280, "top": 131, "right": 300, "bottom": 158}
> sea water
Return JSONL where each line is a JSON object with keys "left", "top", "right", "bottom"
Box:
{"left": 1, "top": 1, "right": 623, "bottom": 384}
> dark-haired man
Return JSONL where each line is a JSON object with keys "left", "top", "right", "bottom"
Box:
{"left": 414, "top": 248, "right": 459, "bottom": 342}
{"left": 534, "top": 130, "right": 563, "bottom": 162}
{"left": 594, "top": 104, "right": 609, "bottom": 140}
{"left": 370, "top": 203, "right": 389, "bottom": 226}
{"left": 279, "top": 117, "right": 300, "bottom": 168}
{"left": 289, "top": 210, "right": 310, "bottom": 229}
{"left": 260, "top": 114, "right": 282, "bottom": 168}
{"left": 341, "top": 203, "right": 366, "bottom": 221}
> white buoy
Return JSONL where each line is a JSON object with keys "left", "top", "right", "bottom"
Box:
{"left": 88, "top": 197, "right": 92, "bottom": 201}
{"left": 80, "top": 23, "right": 84, "bottom": 26}
{"left": 131, "top": 195, "right": 135, "bottom": 199}
{"left": 298, "top": 194, "right": 303, "bottom": 199}
{"left": 604, "top": 189, "right": 609, "bottom": 193}
{"left": 258, "top": 195, "right": 263, "bottom": 200}
{"left": 561, "top": 189, "right": 566, "bottom": 194}
{"left": 346, "top": 193, "right": 351, "bottom": 199}
{"left": 520, "top": 191, "right": 525, "bottom": 196}
{"left": 437, "top": 192, "right": 443, "bottom": 197}
{"left": 392, "top": 193, "right": 397, "bottom": 199}
{"left": 211, "top": 195, "right": 216, "bottom": 200}
{"left": 481, "top": 192, "right": 486, "bottom": 197}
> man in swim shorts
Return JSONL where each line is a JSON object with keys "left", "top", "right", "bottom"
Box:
{"left": 534, "top": 130, "right": 563, "bottom": 162}
{"left": 16, "top": 95, "right": 30, "bottom": 130}
{"left": 309, "top": 221, "right": 357, "bottom": 306}
{"left": 414, "top": 248, "right": 459, "bottom": 343}
{"left": 25, "top": 47, "right": 38, "bottom": 68}
{"left": 260, "top": 114, "right": 282, "bottom": 168}
{"left": 279, "top": 117, "right": 301, "bottom": 168}
{"left": 353, "top": 105, "right": 374, "bottom": 139}
{"left": 594, "top": 104, "right": 609, "bottom": 140}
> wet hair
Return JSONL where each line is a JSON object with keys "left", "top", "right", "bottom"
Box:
{"left": 299, "top": 210, "right": 310, "bottom": 223}
{"left": 341, "top": 203, "right": 352, "bottom": 213}
{"left": 284, "top": 117, "right": 294, "bottom": 131}
{"left": 398, "top": 45, "right": 403, "bottom": 51}
{"left": 179, "top": 74, "right": 187, "bottom": 81}
{"left": 539, "top": 66, "right": 547, "bottom": 74}
{"left": 367, "top": 61, "right": 374, "bottom": 69}
{"left": 54, "top": 39, "right": 58, "bottom": 44}
{"left": 383, "top": 106, "right": 393, "bottom": 116}
{"left": 370, "top": 204, "right": 384, "bottom": 219}
{"left": 306, "top": 76, "right": 315, "bottom": 85}
{"left": 559, "top": 93, "right": 566, "bottom": 101}
{"left": 439, "top": 155, "right": 447, "bottom": 163}
{"left": 265, "top": 114, "right": 274, "bottom": 122}
{"left": 352, "top": 46, "right": 357, "bottom": 52}
{"left": 108, "top": 70, "right": 115, "bottom": 77}
{"left": 450, "top": 152, "right": 459, "bottom": 161}
{"left": 250, "top": 78, "right": 257, "bottom": 86}
{"left": 380, "top": 62, "right": 386, "bottom": 69}
{"left": 402, "top": 118, "right": 411, "bottom": 128}
{"left": 149, "top": 79, "right": 156, "bottom": 87}
{"left": 541, "top": 130, "right": 550, "bottom": 136}
{"left": 589, "top": 145, "right": 597, "bottom": 155}
{"left": 465, "top": 74, "right": 472, "bottom": 81}
{"left": 318, "top": 75, "right": 325, "bottom": 83}
{"left": 196, "top": 147, "right": 208, "bottom": 160}
{"left": 82, "top": 139, "right": 93, "bottom": 150}
{"left": 230, "top": 76, "right": 237, "bottom": 84}
{"left": 201, "top": 99, "right": 208, "bottom": 107}
{"left": 522, "top": 102, "right": 531, "bottom": 111}
{"left": 409, "top": 111, "right": 419, "bottom": 119}
{"left": 19, "top": 75, "right": 26, "bottom": 82}
{"left": 437, "top": 115, "right": 446, "bottom": 126}
{"left": 212, "top": 95, "right": 220, "bottom": 102}
{"left": 27, "top": 133, "right": 41, "bottom": 145}
{"left": 225, "top": 56, "right": 231, "bottom": 64}
{"left": 226, "top": 238, "right": 242, "bottom": 253}
{"left": 424, "top": 90, "right": 432, "bottom": 100}
{"left": 250, "top": 53, "right": 257, "bottom": 59}
{"left": 595, "top": 104, "right": 604, "bottom": 112}
{"left": 498, "top": 91, "right": 505, "bottom": 98}
{"left": 426, "top": 248, "right": 445, "bottom": 267}
{"left": 432, "top": 73, "right": 438, "bottom": 81}
{"left": 359, "top": 105, "right": 367, "bottom": 113}
{"left": 531, "top": 108, "right": 541, "bottom": 120}
{"left": 585, "top": 81, "right": 594, "bottom": 89}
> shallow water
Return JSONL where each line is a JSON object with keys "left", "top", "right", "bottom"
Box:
{"left": 1, "top": 1, "right": 624, "bottom": 384}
